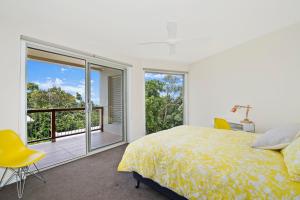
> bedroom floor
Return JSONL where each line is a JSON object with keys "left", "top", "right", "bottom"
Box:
{"left": 0, "top": 145, "right": 167, "bottom": 200}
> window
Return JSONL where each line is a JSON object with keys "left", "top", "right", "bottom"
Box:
{"left": 145, "top": 71, "right": 186, "bottom": 134}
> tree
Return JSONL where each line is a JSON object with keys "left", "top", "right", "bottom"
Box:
{"left": 27, "top": 82, "right": 39, "bottom": 91}
{"left": 145, "top": 76, "right": 183, "bottom": 134}
{"left": 27, "top": 83, "right": 91, "bottom": 142}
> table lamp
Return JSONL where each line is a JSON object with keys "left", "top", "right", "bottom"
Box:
{"left": 231, "top": 105, "right": 253, "bottom": 124}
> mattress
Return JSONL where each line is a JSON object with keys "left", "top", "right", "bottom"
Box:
{"left": 118, "top": 126, "right": 300, "bottom": 199}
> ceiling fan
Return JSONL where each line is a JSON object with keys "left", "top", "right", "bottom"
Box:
{"left": 139, "top": 21, "right": 208, "bottom": 55}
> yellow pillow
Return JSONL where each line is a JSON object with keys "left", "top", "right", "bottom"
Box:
{"left": 282, "top": 136, "right": 300, "bottom": 182}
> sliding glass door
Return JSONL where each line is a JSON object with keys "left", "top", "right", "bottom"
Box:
{"left": 87, "top": 63, "right": 125, "bottom": 151}
{"left": 25, "top": 45, "right": 126, "bottom": 169}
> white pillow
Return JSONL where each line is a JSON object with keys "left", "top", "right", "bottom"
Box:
{"left": 252, "top": 124, "right": 300, "bottom": 150}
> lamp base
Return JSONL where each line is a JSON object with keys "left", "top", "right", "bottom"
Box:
{"left": 241, "top": 119, "right": 253, "bottom": 124}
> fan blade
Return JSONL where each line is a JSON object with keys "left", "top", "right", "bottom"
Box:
{"left": 139, "top": 41, "right": 168, "bottom": 45}
{"left": 169, "top": 44, "right": 176, "bottom": 55}
{"left": 176, "top": 36, "right": 211, "bottom": 43}
{"left": 167, "top": 21, "right": 177, "bottom": 39}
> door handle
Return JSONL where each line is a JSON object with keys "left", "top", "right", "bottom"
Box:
{"left": 85, "top": 103, "right": 93, "bottom": 113}
{"left": 85, "top": 103, "right": 89, "bottom": 113}
{"left": 86, "top": 102, "right": 93, "bottom": 113}
{"left": 90, "top": 103, "right": 93, "bottom": 112}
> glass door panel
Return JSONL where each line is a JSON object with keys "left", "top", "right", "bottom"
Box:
{"left": 26, "top": 47, "right": 86, "bottom": 169}
{"left": 88, "top": 63, "right": 124, "bottom": 151}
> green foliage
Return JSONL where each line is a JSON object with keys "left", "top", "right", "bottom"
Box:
{"left": 27, "top": 86, "right": 80, "bottom": 109}
{"left": 27, "top": 82, "right": 99, "bottom": 143}
{"left": 28, "top": 74, "right": 184, "bottom": 141}
{"left": 145, "top": 75, "right": 184, "bottom": 134}
{"left": 27, "top": 112, "right": 51, "bottom": 142}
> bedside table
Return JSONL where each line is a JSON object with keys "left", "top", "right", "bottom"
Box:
{"left": 229, "top": 122, "right": 255, "bottom": 133}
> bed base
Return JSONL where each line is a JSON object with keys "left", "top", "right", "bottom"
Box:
{"left": 133, "top": 172, "right": 187, "bottom": 200}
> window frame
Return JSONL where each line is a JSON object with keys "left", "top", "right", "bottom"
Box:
{"left": 143, "top": 68, "right": 189, "bottom": 134}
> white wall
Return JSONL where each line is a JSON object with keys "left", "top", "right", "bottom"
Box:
{"left": 188, "top": 23, "right": 300, "bottom": 133}
{"left": 0, "top": 18, "right": 188, "bottom": 183}
{"left": 0, "top": 24, "right": 188, "bottom": 138}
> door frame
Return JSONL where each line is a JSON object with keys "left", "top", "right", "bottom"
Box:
{"left": 86, "top": 62, "right": 127, "bottom": 152}
{"left": 20, "top": 36, "right": 130, "bottom": 168}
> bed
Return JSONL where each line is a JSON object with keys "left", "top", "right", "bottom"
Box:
{"left": 118, "top": 126, "right": 300, "bottom": 199}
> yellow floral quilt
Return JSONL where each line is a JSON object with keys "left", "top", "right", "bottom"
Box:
{"left": 118, "top": 126, "right": 300, "bottom": 199}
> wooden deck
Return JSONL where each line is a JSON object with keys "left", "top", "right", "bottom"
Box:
{"left": 29, "top": 129, "right": 122, "bottom": 169}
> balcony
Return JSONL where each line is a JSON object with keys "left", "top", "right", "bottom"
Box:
{"left": 27, "top": 107, "right": 122, "bottom": 169}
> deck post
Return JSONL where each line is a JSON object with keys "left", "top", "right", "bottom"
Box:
{"left": 28, "top": 107, "right": 104, "bottom": 143}
{"left": 101, "top": 107, "right": 104, "bottom": 132}
{"left": 51, "top": 110, "right": 56, "bottom": 142}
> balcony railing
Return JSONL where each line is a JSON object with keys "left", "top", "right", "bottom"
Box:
{"left": 27, "top": 107, "right": 104, "bottom": 144}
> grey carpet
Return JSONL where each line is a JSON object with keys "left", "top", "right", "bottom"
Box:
{"left": 0, "top": 145, "right": 167, "bottom": 200}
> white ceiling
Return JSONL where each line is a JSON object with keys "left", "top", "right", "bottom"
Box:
{"left": 1, "top": 0, "right": 300, "bottom": 65}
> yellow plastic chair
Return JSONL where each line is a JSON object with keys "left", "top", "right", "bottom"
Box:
{"left": 214, "top": 118, "right": 231, "bottom": 130}
{"left": 0, "top": 130, "right": 46, "bottom": 198}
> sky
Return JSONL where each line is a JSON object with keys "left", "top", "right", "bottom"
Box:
{"left": 27, "top": 60, "right": 100, "bottom": 105}
{"left": 145, "top": 73, "right": 184, "bottom": 84}
{"left": 145, "top": 72, "right": 184, "bottom": 98}
{"left": 27, "top": 60, "right": 184, "bottom": 105}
